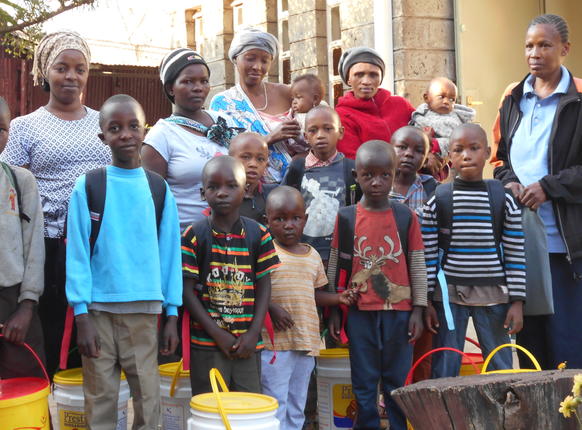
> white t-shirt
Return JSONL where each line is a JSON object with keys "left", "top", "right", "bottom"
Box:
{"left": 144, "top": 111, "right": 230, "bottom": 228}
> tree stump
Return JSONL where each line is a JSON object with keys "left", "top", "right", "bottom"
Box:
{"left": 391, "top": 369, "right": 581, "bottom": 430}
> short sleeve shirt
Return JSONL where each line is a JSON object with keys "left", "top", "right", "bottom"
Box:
{"left": 181, "top": 219, "right": 280, "bottom": 349}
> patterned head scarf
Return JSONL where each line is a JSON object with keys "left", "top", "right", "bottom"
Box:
{"left": 338, "top": 47, "right": 385, "bottom": 85}
{"left": 228, "top": 27, "right": 278, "bottom": 63}
{"left": 32, "top": 31, "right": 91, "bottom": 86}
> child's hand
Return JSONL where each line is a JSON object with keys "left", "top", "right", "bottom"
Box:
{"left": 338, "top": 289, "right": 358, "bottom": 306}
{"left": 214, "top": 329, "right": 238, "bottom": 359}
{"left": 2, "top": 300, "right": 34, "bottom": 344}
{"left": 160, "top": 315, "right": 179, "bottom": 356}
{"left": 408, "top": 307, "right": 424, "bottom": 343}
{"left": 327, "top": 308, "right": 342, "bottom": 342}
{"left": 75, "top": 314, "right": 100, "bottom": 358}
{"left": 269, "top": 303, "right": 295, "bottom": 331}
{"left": 423, "top": 152, "right": 445, "bottom": 177}
{"left": 231, "top": 331, "right": 258, "bottom": 359}
{"left": 424, "top": 301, "right": 440, "bottom": 334}
{"left": 504, "top": 301, "right": 524, "bottom": 334}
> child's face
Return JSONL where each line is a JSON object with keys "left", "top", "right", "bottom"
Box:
{"left": 355, "top": 154, "right": 395, "bottom": 203}
{"left": 229, "top": 136, "right": 268, "bottom": 186}
{"left": 291, "top": 80, "right": 319, "bottom": 114}
{"left": 202, "top": 167, "right": 245, "bottom": 216}
{"left": 304, "top": 109, "right": 344, "bottom": 160}
{"left": 267, "top": 196, "right": 307, "bottom": 247}
{"left": 449, "top": 128, "right": 491, "bottom": 182}
{"left": 393, "top": 131, "right": 429, "bottom": 176}
{"left": 98, "top": 102, "right": 145, "bottom": 166}
{"left": 424, "top": 80, "right": 457, "bottom": 115}
{"left": 0, "top": 109, "right": 9, "bottom": 154}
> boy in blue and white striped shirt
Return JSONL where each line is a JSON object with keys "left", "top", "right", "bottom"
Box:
{"left": 421, "top": 124, "right": 525, "bottom": 378}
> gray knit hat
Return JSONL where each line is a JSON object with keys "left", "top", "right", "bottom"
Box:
{"left": 338, "top": 47, "right": 385, "bottom": 85}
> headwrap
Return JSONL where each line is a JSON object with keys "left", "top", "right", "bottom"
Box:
{"left": 228, "top": 27, "right": 278, "bottom": 62}
{"left": 32, "top": 31, "right": 91, "bottom": 86}
{"left": 159, "top": 48, "right": 209, "bottom": 102}
{"left": 338, "top": 47, "right": 385, "bottom": 85}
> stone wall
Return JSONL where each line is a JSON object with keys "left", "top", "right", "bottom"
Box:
{"left": 392, "top": 0, "right": 455, "bottom": 106}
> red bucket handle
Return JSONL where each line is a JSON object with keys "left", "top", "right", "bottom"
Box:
{"left": 404, "top": 347, "right": 481, "bottom": 386}
{"left": 0, "top": 333, "right": 49, "bottom": 383}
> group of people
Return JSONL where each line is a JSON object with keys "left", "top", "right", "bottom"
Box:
{"left": 0, "top": 11, "right": 581, "bottom": 430}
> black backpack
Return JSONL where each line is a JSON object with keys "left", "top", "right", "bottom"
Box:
{"left": 334, "top": 202, "right": 413, "bottom": 288}
{"left": 1, "top": 162, "right": 30, "bottom": 222}
{"left": 283, "top": 156, "right": 362, "bottom": 206}
{"left": 85, "top": 167, "right": 166, "bottom": 256}
{"left": 434, "top": 180, "right": 506, "bottom": 264}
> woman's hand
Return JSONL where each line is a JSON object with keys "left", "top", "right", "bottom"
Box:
{"left": 519, "top": 181, "right": 547, "bottom": 210}
{"left": 267, "top": 119, "right": 301, "bottom": 144}
{"left": 505, "top": 182, "right": 525, "bottom": 199}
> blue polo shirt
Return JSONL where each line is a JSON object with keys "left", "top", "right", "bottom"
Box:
{"left": 510, "top": 65, "right": 569, "bottom": 252}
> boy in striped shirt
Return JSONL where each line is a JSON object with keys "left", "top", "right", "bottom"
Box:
{"left": 181, "top": 156, "right": 280, "bottom": 395}
{"left": 422, "top": 124, "right": 526, "bottom": 378}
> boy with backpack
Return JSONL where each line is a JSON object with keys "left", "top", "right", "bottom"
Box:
{"left": 181, "top": 155, "right": 280, "bottom": 395}
{"left": 422, "top": 124, "right": 525, "bottom": 378}
{"left": 327, "top": 140, "right": 427, "bottom": 430}
{"left": 0, "top": 96, "right": 46, "bottom": 377}
{"left": 283, "top": 105, "right": 361, "bottom": 264}
{"left": 66, "top": 95, "right": 182, "bottom": 429}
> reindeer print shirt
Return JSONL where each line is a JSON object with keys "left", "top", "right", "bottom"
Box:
{"left": 331, "top": 204, "right": 428, "bottom": 311}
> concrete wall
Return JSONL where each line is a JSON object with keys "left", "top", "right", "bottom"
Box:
{"left": 392, "top": 0, "right": 455, "bottom": 106}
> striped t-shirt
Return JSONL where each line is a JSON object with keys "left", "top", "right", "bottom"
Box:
{"left": 421, "top": 179, "right": 526, "bottom": 301}
{"left": 181, "top": 219, "right": 281, "bottom": 349}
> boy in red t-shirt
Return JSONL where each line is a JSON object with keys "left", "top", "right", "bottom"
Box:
{"left": 327, "top": 140, "right": 427, "bottom": 430}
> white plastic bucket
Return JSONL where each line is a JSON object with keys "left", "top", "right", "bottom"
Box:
{"left": 160, "top": 361, "right": 191, "bottom": 430}
{"left": 187, "top": 368, "right": 279, "bottom": 430}
{"left": 316, "top": 348, "right": 355, "bottom": 430}
{"left": 53, "top": 368, "right": 130, "bottom": 430}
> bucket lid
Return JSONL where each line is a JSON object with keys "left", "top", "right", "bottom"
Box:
{"left": 159, "top": 362, "right": 190, "bottom": 377}
{"left": 54, "top": 367, "right": 126, "bottom": 385}
{"left": 319, "top": 348, "right": 349, "bottom": 358}
{"left": 190, "top": 392, "right": 278, "bottom": 414}
{"left": 0, "top": 377, "right": 49, "bottom": 408}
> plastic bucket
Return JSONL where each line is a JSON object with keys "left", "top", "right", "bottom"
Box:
{"left": 187, "top": 368, "right": 279, "bottom": 430}
{"left": 160, "top": 361, "right": 191, "bottom": 430}
{"left": 459, "top": 338, "right": 484, "bottom": 376}
{"left": 316, "top": 348, "right": 355, "bottom": 430}
{"left": 0, "top": 334, "right": 50, "bottom": 430}
{"left": 53, "top": 368, "right": 130, "bottom": 430}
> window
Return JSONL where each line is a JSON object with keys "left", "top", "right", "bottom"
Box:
{"left": 185, "top": 8, "right": 203, "bottom": 54}
{"left": 232, "top": 1, "right": 245, "bottom": 30}
{"left": 278, "top": 0, "right": 290, "bottom": 84}
{"left": 282, "top": 58, "right": 291, "bottom": 84}
{"left": 327, "top": 1, "right": 343, "bottom": 105}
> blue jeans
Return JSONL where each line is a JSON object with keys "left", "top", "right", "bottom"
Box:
{"left": 431, "top": 302, "right": 512, "bottom": 378}
{"left": 347, "top": 308, "right": 412, "bottom": 430}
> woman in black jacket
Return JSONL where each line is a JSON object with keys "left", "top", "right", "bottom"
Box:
{"left": 492, "top": 14, "right": 582, "bottom": 370}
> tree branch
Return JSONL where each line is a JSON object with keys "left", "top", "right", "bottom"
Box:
{"left": 0, "top": 0, "right": 95, "bottom": 35}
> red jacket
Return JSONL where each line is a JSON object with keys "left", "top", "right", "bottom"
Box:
{"left": 336, "top": 89, "right": 414, "bottom": 159}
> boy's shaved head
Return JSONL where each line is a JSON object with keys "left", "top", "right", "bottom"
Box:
{"left": 229, "top": 132, "right": 268, "bottom": 154}
{"left": 355, "top": 139, "right": 396, "bottom": 168}
{"left": 305, "top": 105, "right": 341, "bottom": 126}
{"left": 202, "top": 155, "right": 246, "bottom": 186}
{"left": 99, "top": 94, "right": 145, "bottom": 129}
{"left": 390, "top": 125, "right": 429, "bottom": 147}
{"left": 450, "top": 123, "right": 488, "bottom": 146}
{"left": 266, "top": 185, "right": 305, "bottom": 214}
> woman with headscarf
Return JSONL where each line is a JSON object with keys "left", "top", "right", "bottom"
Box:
{"left": 142, "top": 48, "right": 239, "bottom": 229}
{"left": 335, "top": 47, "right": 414, "bottom": 160}
{"left": 492, "top": 14, "right": 582, "bottom": 369}
{"left": 210, "top": 27, "right": 301, "bottom": 183}
{"left": 0, "top": 31, "right": 111, "bottom": 376}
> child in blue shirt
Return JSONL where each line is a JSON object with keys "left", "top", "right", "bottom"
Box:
{"left": 66, "top": 95, "right": 182, "bottom": 429}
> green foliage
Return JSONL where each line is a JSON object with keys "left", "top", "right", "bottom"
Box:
{"left": 0, "top": 0, "right": 95, "bottom": 58}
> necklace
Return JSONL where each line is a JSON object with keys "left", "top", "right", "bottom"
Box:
{"left": 254, "top": 82, "right": 269, "bottom": 111}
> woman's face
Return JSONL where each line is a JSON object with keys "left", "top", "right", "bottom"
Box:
{"left": 235, "top": 49, "right": 273, "bottom": 86}
{"left": 47, "top": 49, "right": 88, "bottom": 105}
{"left": 347, "top": 63, "right": 382, "bottom": 100}
{"left": 525, "top": 24, "right": 570, "bottom": 79}
{"left": 169, "top": 64, "right": 210, "bottom": 113}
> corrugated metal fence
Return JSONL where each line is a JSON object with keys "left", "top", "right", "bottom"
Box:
{"left": 0, "top": 48, "right": 171, "bottom": 125}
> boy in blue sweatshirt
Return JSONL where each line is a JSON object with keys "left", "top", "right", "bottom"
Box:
{"left": 66, "top": 95, "right": 182, "bottom": 430}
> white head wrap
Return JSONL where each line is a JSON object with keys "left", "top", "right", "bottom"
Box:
{"left": 228, "top": 27, "right": 278, "bottom": 63}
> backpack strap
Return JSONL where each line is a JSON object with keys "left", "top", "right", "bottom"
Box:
{"left": 85, "top": 167, "right": 107, "bottom": 257}
{"left": 391, "top": 201, "right": 412, "bottom": 257}
{"left": 422, "top": 176, "right": 438, "bottom": 201}
{"left": 485, "top": 179, "right": 506, "bottom": 252}
{"left": 240, "top": 216, "right": 263, "bottom": 272}
{"left": 1, "top": 162, "right": 30, "bottom": 223}
{"left": 144, "top": 169, "right": 167, "bottom": 234}
{"left": 342, "top": 158, "right": 361, "bottom": 206}
{"left": 434, "top": 182, "right": 454, "bottom": 257}
{"left": 283, "top": 157, "right": 306, "bottom": 190}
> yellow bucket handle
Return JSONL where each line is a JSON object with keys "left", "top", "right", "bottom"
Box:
{"left": 210, "top": 368, "right": 232, "bottom": 430}
{"left": 169, "top": 359, "right": 183, "bottom": 398}
{"left": 481, "top": 343, "right": 542, "bottom": 374}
